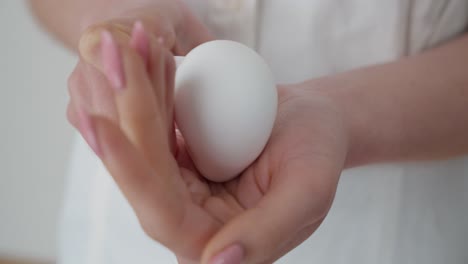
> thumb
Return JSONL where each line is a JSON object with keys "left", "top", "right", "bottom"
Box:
{"left": 78, "top": 5, "right": 214, "bottom": 71}
{"left": 201, "top": 159, "right": 339, "bottom": 264}
{"left": 78, "top": 18, "right": 166, "bottom": 71}
{"left": 78, "top": 22, "right": 130, "bottom": 71}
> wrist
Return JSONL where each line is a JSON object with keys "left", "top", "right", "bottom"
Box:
{"left": 278, "top": 82, "right": 351, "bottom": 171}
{"left": 299, "top": 74, "right": 395, "bottom": 169}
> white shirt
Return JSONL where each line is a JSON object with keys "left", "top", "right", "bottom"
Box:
{"left": 59, "top": 1, "right": 468, "bottom": 263}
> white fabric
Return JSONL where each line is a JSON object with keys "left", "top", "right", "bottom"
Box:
{"left": 59, "top": 1, "right": 468, "bottom": 263}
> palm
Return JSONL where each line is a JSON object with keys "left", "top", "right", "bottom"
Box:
{"left": 165, "top": 86, "right": 347, "bottom": 262}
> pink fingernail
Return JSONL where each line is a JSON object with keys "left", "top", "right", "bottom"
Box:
{"left": 101, "top": 30, "right": 125, "bottom": 91}
{"left": 209, "top": 244, "right": 244, "bottom": 264}
{"left": 130, "top": 20, "right": 150, "bottom": 67}
{"left": 77, "top": 107, "right": 101, "bottom": 156}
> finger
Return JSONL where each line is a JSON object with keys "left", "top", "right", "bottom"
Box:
{"left": 84, "top": 113, "right": 185, "bottom": 243}
{"left": 66, "top": 66, "right": 80, "bottom": 129}
{"left": 99, "top": 30, "right": 223, "bottom": 259}
{"left": 129, "top": 20, "right": 150, "bottom": 67}
{"left": 201, "top": 159, "right": 339, "bottom": 264}
{"left": 136, "top": 21, "right": 177, "bottom": 154}
{"left": 67, "top": 59, "right": 119, "bottom": 127}
{"left": 115, "top": 10, "right": 178, "bottom": 49}
{"left": 157, "top": 40, "right": 177, "bottom": 154}
{"left": 163, "top": 43, "right": 176, "bottom": 122}
{"left": 82, "top": 62, "right": 119, "bottom": 122}
{"left": 67, "top": 61, "right": 94, "bottom": 130}
{"left": 79, "top": 22, "right": 131, "bottom": 71}
{"left": 91, "top": 113, "right": 220, "bottom": 260}
{"left": 66, "top": 100, "right": 78, "bottom": 129}
{"left": 118, "top": 5, "right": 213, "bottom": 54}
{"left": 78, "top": 16, "right": 175, "bottom": 71}
{"left": 68, "top": 61, "right": 91, "bottom": 108}
{"left": 100, "top": 28, "right": 171, "bottom": 165}
{"left": 97, "top": 27, "right": 222, "bottom": 259}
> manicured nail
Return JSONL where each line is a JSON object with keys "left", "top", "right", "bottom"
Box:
{"left": 101, "top": 30, "right": 125, "bottom": 91}
{"left": 130, "top": 20, "right": 150, "bottom": 67}
{"left": 77, "top": 107, "right": 101, "bottom": 156}
{"left": 209, "top": 244, "right": 244, "bottom": 264}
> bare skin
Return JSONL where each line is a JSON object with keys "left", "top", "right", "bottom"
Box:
{"left": 73, "top": 26, "right": 345, "bottom": 263}
{"left": 30, "top": 1, "right": 468, "bottom": 263}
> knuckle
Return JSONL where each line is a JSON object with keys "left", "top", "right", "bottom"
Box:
{"left": 67, "top": 63, "right": 85, "bottom": 94}
{"left": 67, "top": 73, "right": 78, "bottom": 92}
{"left": 66, "top": 103, "right": 78, "bottom": 128}
{"left": 67, "top": 64, "right": 79, "bottom": 85}
{"left": 310, "top": 182, "right": 335, "bottom": 221}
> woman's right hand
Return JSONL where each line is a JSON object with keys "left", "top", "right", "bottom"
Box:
{"left": 67, "top": 0, "right": 212, "bottom": 132}
{"left": 67, "top": 4, "right": 211, "bottom": 263}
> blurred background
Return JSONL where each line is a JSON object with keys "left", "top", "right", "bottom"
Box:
{"left": 0, "top": 1, "right": 76, "bottom": 263}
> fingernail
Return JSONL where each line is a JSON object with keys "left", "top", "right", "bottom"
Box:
{"left": 130, "top": 20, "right": 150, "bottom": 67}
{"left": 101, "top": 30, "right": 125, "bottom": 91}
{"left": 77, "top": 107, "right": 101, "bottom": 156}
{"left": 209, "top": 244, "right": 244, "bottom": 264}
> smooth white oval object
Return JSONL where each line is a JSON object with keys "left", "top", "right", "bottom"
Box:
{"left": 174, "top": 40, "right": 277, "bottom": 182}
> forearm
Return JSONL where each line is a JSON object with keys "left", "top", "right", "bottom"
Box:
{"left": 312, "top": 34, "right": 468, "bottom": 167}
{"left": 28, "top": 0, "right": 187, "bottom": 50}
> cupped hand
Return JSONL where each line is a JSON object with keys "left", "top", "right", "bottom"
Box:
{"left": 74, "top": 23, "right": 349, "bottom": 264}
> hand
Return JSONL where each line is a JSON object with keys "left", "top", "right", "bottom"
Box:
{"left": 75, "top": 25, "right": 349, "bottom": 264}
{"left": 67, "top": 1, "right": 212, "bottom": 133}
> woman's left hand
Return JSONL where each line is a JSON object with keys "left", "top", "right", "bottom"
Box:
{"left": 75, "top": 24, "right": 349, "bottom": 263}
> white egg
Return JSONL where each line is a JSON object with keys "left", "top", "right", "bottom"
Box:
{"left": 174, "top": 40, "right": 277, "bottom": 182}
